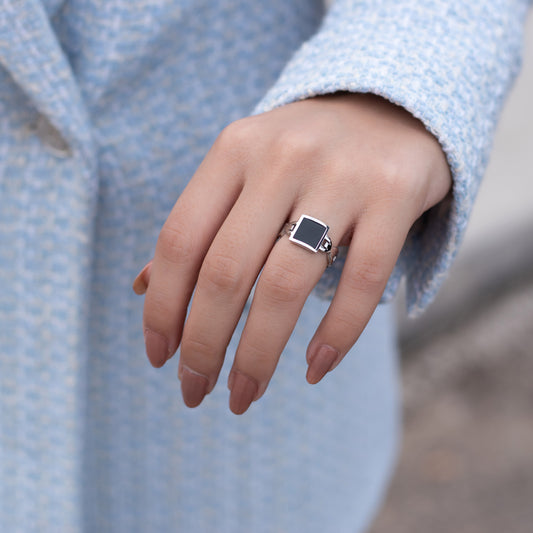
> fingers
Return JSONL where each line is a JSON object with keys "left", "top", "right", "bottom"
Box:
{"left": 227, "top": 209, "right": 348, "bottom": 414}
{"left": 141, "top": 170, "right": 415, "bottom": 415}
{"left": 136, "top": 95, "right": 446, "bottom": 415}
{"left": 305, "top": 206, "right": 413, "bottom": 385}
{"left": 142, "top": 149, "right": 243, "bottom": 368}
{"left": 177, "top": 181, "right": 295, "bottom": 407}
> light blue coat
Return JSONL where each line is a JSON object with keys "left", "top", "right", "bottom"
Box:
{"left": 0, "top": 1, "right": 529, "bottom": 531}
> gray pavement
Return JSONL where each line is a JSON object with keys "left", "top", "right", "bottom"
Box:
{"left": 370, "top": 280, "right": 533, "bottom": 533}
{"left": 461, "top": 13, "right": 533, "bottom": 249}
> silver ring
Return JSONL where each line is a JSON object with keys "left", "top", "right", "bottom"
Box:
{"left": 278, "top": 214, "right": 338, "bottom": 267}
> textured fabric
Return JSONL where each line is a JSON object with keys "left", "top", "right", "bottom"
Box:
{"left": 0, "top": 1, "right": 528, "bottom": 532}
{"left": 256, "top": 0, "right": 531, "bottom": 314}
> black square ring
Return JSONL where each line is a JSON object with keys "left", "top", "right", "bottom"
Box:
{"left": 277, "top": 214, "right": 338, "bottom": 267}
{"left": 289, "top": 215, "right": 328, "bottom": 252}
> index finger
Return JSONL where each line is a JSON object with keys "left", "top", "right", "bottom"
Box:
{"left": 142, "top": 144, "right": 243, "bottom": 368}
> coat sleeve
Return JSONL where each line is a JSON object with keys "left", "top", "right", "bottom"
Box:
{"left": 254, "top": 0, "right": 531, "bottom": 316}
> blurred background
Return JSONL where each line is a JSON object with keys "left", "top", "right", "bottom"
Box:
{"left": 369, "top": 13, "right": 533, "bottom": 533}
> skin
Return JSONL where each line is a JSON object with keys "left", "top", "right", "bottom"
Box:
{"left": 134, "top": 92, "right": 452, "bottom": 415}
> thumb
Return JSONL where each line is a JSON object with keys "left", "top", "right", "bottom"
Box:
{"left": 132, "top": 260, "right": 153, "bottom": 295}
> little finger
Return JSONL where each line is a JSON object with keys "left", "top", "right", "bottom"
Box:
{"left": 306, "top": 209, "right": 413, "bottom": 384}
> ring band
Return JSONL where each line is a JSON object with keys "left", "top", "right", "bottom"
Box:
{"left": 278, "top": 214, "right": 338, "bottom": 267}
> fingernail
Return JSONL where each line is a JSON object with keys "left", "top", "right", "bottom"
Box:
{"left": 132, "top": 260, "right": 153, "bottom": 295}
{"left": 306, "top": 344, "right": 339, "bottom": 384}
{"left": 229, "top": 371, "right": 258, "bottom": 415}
{"left": 180, "top": 365, "right": 209, "bottom": 408}
{"left": 144, "top": 328, "right": 170, "bottom": 368}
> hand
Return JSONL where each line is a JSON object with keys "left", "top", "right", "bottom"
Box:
{"left": 134, "top": 93, "right": 451, "bottom": 414}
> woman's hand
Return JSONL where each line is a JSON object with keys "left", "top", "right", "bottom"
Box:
{"left": 134, "top": 93, "right": 451, "bottom": 414}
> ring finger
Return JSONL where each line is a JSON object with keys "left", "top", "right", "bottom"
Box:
{"left": 228, "top": 206, "right": 350, "bottom": 414}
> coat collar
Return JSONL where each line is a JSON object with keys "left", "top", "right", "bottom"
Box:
{"left": 0, "top": 0, "right": 95, "bottom": 168}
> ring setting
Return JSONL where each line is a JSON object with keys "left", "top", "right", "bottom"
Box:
{"left": 278, "top": 214, "right": 338, "bottom": 267}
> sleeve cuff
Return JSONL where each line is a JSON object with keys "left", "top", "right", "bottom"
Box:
{"left": 253, "top": 0, "right": 529, "bottom": 316}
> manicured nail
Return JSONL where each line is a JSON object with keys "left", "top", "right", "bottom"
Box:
{"left": 306, "top": 344, "right": 339, "bottom": 384}
{"left": 144, "top": 328, "right": 170, "bottom": 368}
{"left": 180, "top": 365, "right": 209, "bottom": 408}
{"left": 132, "top": 260, "right": 152, "bottom": 295}
{"left": 229, "top": 371, "right": 258, "bottom": 415}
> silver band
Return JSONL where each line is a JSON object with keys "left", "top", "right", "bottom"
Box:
{"left": 278, "top": 214, "right": 338, "bottom": 267}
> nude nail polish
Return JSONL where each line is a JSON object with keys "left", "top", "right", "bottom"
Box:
{"left": 306, "top": 344, "right": 339, "bottom": 384}
{"left": 144, "top": 328, "right": 170, "bottom": 368}
{"left": 229, "top": 371, "right": 258, "bottom": 415}
{"left": 132, "top": 260, "right": 152, "bottom": 295}
{"left": 181, "top": 365, "right": 209, "bottom": 408}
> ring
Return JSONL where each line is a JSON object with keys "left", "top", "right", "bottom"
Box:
{"left": 278, "top": 214, "right": 338, "bottom": 267}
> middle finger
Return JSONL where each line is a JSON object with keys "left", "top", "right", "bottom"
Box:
{"left": 178, "top": 180, "right": 294, "bottom": 407}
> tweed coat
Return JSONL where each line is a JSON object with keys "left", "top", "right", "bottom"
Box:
{"left": 0, "top": 0, "right": 529, "bottom": 531}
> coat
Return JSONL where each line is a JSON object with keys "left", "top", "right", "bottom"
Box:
{"left": 0, "top": 0, "right": 529, "bottom": 531}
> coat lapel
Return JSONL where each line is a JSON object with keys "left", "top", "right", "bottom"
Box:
{"left": 0, "top": 0, "right": 95, "bottom": 168}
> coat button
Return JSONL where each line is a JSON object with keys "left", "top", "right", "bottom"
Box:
{"left": 33, "top": 114, "right": 72, "bottom": 158}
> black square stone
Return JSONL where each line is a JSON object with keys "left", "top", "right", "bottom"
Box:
{"left": 291, "top": 216, "right": 328, "bottom": 251}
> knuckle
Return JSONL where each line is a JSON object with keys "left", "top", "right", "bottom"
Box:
{"left": 180, "top": 336, "right": 219, "bottom": 366}
{"left": 240, "top": 338, "right": 272, "bottom": 365}
{"left": 215, "top": 118, "right": 256, "bottom": 153}
{"left": 376, "top": 161, "right": 403, "bottom": 193}
{"left": 372, "top": 159, "right": 419, "bottom": 204}
{"left": 330, "top": 304, "right": 364, "bottom": 333}
{"left": 237, "top": 337, "right": 276, "bottom": 376}
{"left": 200, "top": 250, "right": 243, "bottom": 293}
{"left": 260, "top": 262, "right": 307, "bottom": 305}
{"left": 323, "top": 153, "right": 354, "bottom": 182}
{"left": 143, "top": 294, "right": 183, "bottom": 343}
{"left": 157, "top": 224, "right": 195, "bottom": 265}
{"left": 347, "top": 258, "right": 388, "bottom": 294}
{"left": 145, "top": 289, "right": 173, "bottom": 320}
{"left": 332, "top": 314, "right": 358, "bottom": 337}
{"left": 272, "top": 129, "right": 321, "bottom": 168}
